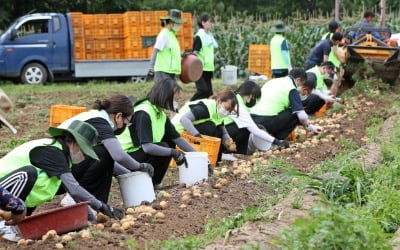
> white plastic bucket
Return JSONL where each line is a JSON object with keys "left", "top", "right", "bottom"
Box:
{"left": 221, "top": 65, "right": 238, "bottom": 85}
{"left": 247, "top": 133, "right": 272, "bottom": 154}
{"left": 117, "top": 171, "right": 155, "bottom": 208}
{"left": 179, "top": 152, "right": 208, "bottom": 185}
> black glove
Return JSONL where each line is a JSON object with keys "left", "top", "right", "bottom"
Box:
{"left": 138, "top": 162, "right": 154, "bottom": 177}
{"left": 194, "top": 133, "right": 202, "bottom": 138}
{"left": 147, "top": 68, "right": 154, "bottom": 77}
{"left": 99, "top": 203, "right": 124, "bottom": 220}
{"left": 171, "top": 149, "right": 187, "bottom": 166}
{"left": 273, "top": 138, "right": 290, "bottom": 148}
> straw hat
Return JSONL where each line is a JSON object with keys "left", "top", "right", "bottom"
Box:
{"left": 49, "top": 120, "right": 99, "bottom": 160}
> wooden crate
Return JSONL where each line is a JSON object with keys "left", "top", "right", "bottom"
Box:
{"left": 248, "top": 44, "right": 272, "bottom": 78}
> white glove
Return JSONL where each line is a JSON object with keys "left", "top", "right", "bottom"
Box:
{"left": 306, "top": 124, "right": 323, "bottom": 134}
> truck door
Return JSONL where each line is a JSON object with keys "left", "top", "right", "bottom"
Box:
{"left": 5, "top": 17, "right": 52, "bottom": 73}
{"left": 50, "top": 15, "right": 69, "bottom": 72}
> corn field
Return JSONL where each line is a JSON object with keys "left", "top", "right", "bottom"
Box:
{"left": 210, "top": 10, "right": 400, "bottom": 78}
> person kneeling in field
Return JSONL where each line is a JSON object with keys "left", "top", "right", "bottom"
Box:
{"left": 172, "top": 90, "right": 239, "bottom": 162}
{"left": 0, "top": 120, "right": 123, "bottom": 220}
{"left": 58, "top": 95, "right": 154, "bottom": 208}
{"left": 223, "top": 80, "right": 289, "bottom": 154}
{"left": 250, "top": 68, "right": 323, "bottom": 140}
{"left": 117, "top": 79, "right": 196, "bottom": 188}
{"left": 305, "top": 61, "right": 341, "bottom": 113}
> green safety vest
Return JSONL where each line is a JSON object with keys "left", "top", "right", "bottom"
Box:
{"left": 321, "top": 32, "right": 341, "bottom": 68}
{"left": 250, "top": 76, "right": 296, "bottom": 116}
{"left": 223, "top": 94, "right": 247, "bottom": 126}
{"left": 172, "top": 99, "right": 223, "bottom": 133}
{"left": 270, "top": 34, "right": 290, "bottom": 70}
{"left": 196, "top": 30, "right": 215, "bottom": 71}
{"left": 117, "top": 100, "right": 167, "bottom": 153}
{"left": 307, "top": 65, "right": 328, "bottom": 91}
{"left": 154, "top": 28, "right": 181, "bottom": 74}
{"left": 0, "top": 139, "right": 68, "bottom": 208}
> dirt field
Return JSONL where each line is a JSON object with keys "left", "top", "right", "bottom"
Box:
{"left": 0, "top": 82, "right": 390, "bottom": 249}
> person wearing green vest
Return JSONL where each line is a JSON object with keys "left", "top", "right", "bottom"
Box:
{"left": 117, "top": 78, "right": 196, "bottom": 187}
{"left": 224, "top": 81, "right": 289, "bottom": 154}
{"left": 250, "top": 68, "right": 323, "bottom": 140}
{"left": 304, "top": 32, "right": 343, "bottom": 70}
{"left": 321, "top": 20, "right": 342, "bottom": 69}
{"left": 190, "top": 13, "right": 218, "bottom": 101}
{"left": 172, "top": 90, "right": 239, "bottom": 162}
{"left": 305, "top": 61, "right": 339, "bottom": 113}
{"left": 58, "top": 95, "right": 153, "bottom": 207}
{"left": 270, "top": 21, "right": 292, "bottom": 78}
{"left": 0, "top": 120, "right": 123, "bottom": 220}
{"left": 149, "top": 9, "right": 185, "bottom": 85}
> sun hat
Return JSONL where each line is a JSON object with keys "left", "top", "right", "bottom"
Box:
{"left": 161, "top": 9, "right": 186, "bottom": 24}
{"left": 271, "top": 20, "right": 289, "bottom": 33}
{"left": 49, "top": 120, "right": 99, "bottom": 161}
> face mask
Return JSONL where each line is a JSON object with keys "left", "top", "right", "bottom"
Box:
{"left": 70, "top": 149, "right": 85, "bottom": 164}
{"left": 114, "top": 123, "right": 127, "bottom": 135}
{"left": 245, "top": 98, "right": 256, "bottom": 108}
{"left": 217, "top": 107, "right": 230, "bottom": 118}
{"left": 172, "top": 24, "right": 181, "bottom": 32}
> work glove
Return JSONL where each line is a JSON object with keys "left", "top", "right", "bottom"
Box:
{"left": 194, "top": 133, "right": 202, "bottom": 138}
{"left": 171, "top": 149, "right": 187, "bottom": 166}
{"left": 99, "top": 203, "right": 124, "bottom": 220}
{"left": 306, "top": 124, "right": 323, "bottom": 134}
{"left": 272, "top": 138, "right": 290, "bottom": 148}
{"left": 138, "top": 162, "right": 154, "bottom": 177}
{"left": 147, "top": 68, "right": 154, "bottom": 78}
{"left": 223, "top": 138, "right": 237, "bottom": 152}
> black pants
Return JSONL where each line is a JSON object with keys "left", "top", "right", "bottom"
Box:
{"left": 225, "top": 123, "right": 250, "bottom": 154}
{"left": 251, "top": 109, "right": 298, "bottom": 140}
{"left": 190, "top": 71, "right": 213, "bottom": 101}
{"left": 71, "top": 144, "right": 114, "bottom": 203}
{"left": 128, "top": 142, "right": 172, "bottom": 185}
{"left": 0, "top": 166, "right": 38, "bottom": 214}
{"left": 194, "top": 121, "right": 223, "bottom": 161}
{"left": 302, "top": 94, "right": 325, "bottom": 115}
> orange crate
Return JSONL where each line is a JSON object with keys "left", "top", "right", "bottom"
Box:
{"left": 123, "top": 11, "right": 141, "bottom": 24}
{"left": 84, "top": 28, "right": 94, "bottom": 39}
{"left": 141, "top": 24, "right": 158, "bottom": 36}
{"left": 74, "top": 48, "right": 85, "bottom": 60}
{"left": 109, "top": 14, "right": 123, "bottom": 26}
{"left": 315, "top": 103, "right": 327, "bottom": 117}
{"left": 170, "top": 132, "right": 221, "bottom": 166}
{"left": 287, "top": 130, "right": 296, "bottom": 142}
{"left": 110, "top": 27, "right": 124, "bottom": 38}
{"left": 124, "top": 38, "right": 142, "bottom": 50}
{"left": 94, "top": 39, "right": 108, "bottom": 50}
{"left": 248, "top": 44, "right": 272, "bottom": 78}
{"left": 85, "top": 39, "right": 95, "bottom": 51}
{"left": 108, "top": 38, "right": 125, "bottom": 51}
{"left": 74, "top": 39, "right": 85, "bottom": 51}
{"left": 82, "top": 14, "right": 95, "bottom": 28}
{"left": 49, "top": 105, "right": 87, "bottom": 127}
{"left": 140, "top": 11, "right": 156, "bottom": 24}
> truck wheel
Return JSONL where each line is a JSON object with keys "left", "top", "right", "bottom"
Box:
{"left": 21, "top": 63, "right": 48, "bottom": 84}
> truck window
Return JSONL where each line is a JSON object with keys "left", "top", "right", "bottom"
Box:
{"left": 52, "top": 17, "right": 61, "bottom": 32}
{"left": 17, "top": 19, "right": 49, "bottom": 37}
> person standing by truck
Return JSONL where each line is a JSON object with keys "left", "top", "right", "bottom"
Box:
{"left": 190, "top": 13, "right": 218, "bottom": 101}
{"left": 270, "top": 21, "right": 292, "bottom": 78}
{"left": 149, "top": 9, "right": 186, "bottom": 85}
{"left": 117, "top": 78, "right": 197, "bottom": 187}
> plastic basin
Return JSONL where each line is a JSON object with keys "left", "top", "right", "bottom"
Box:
{"left": 18, "top": 202, "right": 89, "bottom": 239}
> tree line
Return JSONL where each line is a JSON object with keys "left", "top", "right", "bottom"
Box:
{"left": 1, "top": 0, "right": 399, "bottom": 30}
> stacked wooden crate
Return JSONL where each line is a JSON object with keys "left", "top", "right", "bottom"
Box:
{"left": 71, "top": 11, "right": 193, "bottom": 61}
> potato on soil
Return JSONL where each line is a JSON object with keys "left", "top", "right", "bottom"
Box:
{"left": 157, "top": 191, "right": 172, "bottom": 200}
{"left": 97, "top": 212, "right": 109, "bottom": 223}
{"left": 62, "top": 234, "right": 73, "bottom": 242}
{"left": 55, "top": 243, "right": 64, "bottom": 249}
{"left": 181, "top": 195, "right": 191, "bottom": 204}
{"left": 126, "top": 207, "right": 135, "bottom": 215}
{"left": 80, "top": 230, "right": 92, "bottom": 239}
{"left": 159, "top": 201, "right": 168, "bottom": 209}
{"left": 95, "top": 223, "right": 105, "bottom": 230}
{"left": 213, "top": 183, "right": 222, "bottom": 189}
